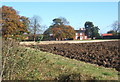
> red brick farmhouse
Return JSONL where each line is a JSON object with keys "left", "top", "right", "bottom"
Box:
{"left": 74, "top": 28, "right": 88, "bottom": 40}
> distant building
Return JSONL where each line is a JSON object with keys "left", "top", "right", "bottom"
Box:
{"left": 101, "top": 33, "right": 113, "bottom": 36}
{"left": 74, "top": 28, "right": 88, "bottom": 40}
{"left": 23, "top": 34, "right": 42, "bottom": 41}
{"left": 101, "top": 33, "right": 118, "bottom": 39}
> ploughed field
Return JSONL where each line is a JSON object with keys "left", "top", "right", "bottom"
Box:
{"left": 28, "top": 41, "right": 120, "bottom": 71}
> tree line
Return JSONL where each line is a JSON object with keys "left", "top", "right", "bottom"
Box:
{"left": 1, "top": 6, "right": 119, "bottom": 41}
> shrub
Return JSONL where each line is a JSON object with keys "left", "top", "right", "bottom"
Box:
{"left": 1, "top": 39, "right": 22, "bottom": 80}
{"left": 37, "top": 34, "right": 43, "bottom": 42}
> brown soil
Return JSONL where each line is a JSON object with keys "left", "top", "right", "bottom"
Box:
{"left": 27, "top": 41, "right": 120, "bottom": 71}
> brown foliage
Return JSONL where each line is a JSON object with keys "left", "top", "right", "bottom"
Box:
{"left": 1, "top": 6, "right": 29, "bottom": 38}
{"left": 50, "top": 25, "right": 75, "bottom": 40}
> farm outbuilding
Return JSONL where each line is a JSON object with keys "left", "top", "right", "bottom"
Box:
{"left": 101, "top": 33, "right": 120, "bottom": 39}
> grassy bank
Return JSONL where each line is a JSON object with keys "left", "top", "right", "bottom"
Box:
{"left": 3, "top": 46, "right": 118, "bottom": 80}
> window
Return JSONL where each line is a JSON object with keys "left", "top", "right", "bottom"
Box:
{"left": 80, "top": 33, "right": 82, "bottom": 35}
{"left": 76, "top": 33, "right": 78, "bottom": 35}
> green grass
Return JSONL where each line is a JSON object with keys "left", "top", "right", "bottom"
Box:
{"left": 8, "top": 46, "right": 118, "bottom": 80}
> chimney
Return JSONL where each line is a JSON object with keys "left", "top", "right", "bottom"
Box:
{"left": 79, "top": 28, "right": 85, "bottom": 30}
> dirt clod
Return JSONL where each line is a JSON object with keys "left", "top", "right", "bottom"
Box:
{"left": 28, "top": 41, "right": 120, "bottom": 71}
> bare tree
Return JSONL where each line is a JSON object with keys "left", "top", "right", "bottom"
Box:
{"left": 29, "top": 15, "right": 42, "bottom": 41}
{"left": 41, "top": 25, "right": 48, "bottom": 34}
{"left": 112, "top": 21, "right": 120, "bottom": 33}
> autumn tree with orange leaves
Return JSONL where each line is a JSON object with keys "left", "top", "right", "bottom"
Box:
{"left": 43, "top": 17, "right": 75, "bottom": 40}
{"left": 1, "top": 6, "right": 29, "bottom": 40}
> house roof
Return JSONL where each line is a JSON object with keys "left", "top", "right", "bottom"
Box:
{"left": 102, "top": 33, "right": 113, "bottom": 36}
{"left": 75, "top": 30, "right": 85, "bottom": 33}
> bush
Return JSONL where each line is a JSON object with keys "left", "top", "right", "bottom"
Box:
{"left": 1, "top": 39, "right": 24, "bottom": 80}
{"left": 37, "top": 34, "right": 43, "bottom": 42}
